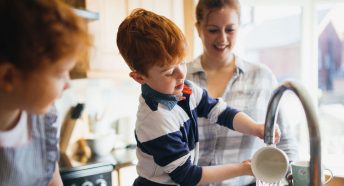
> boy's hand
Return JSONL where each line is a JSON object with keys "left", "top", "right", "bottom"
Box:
{"left": 274, "top": 124, "right": 281, "bottom": 144}
{"left": 241, "top": 160, "right": 253, "bottom": 176}
{"left": 256, "top": 124, "right": 281, "bottom": 144}
{"left": 256, "top": 124, "right": 265, "bottom": 139}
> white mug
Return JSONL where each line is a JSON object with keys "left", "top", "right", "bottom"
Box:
{"left": 252, "top": 146, "right": 289, "bottom": 184}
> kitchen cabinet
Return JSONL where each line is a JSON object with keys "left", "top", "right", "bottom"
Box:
{"left": 112, "top": 170, "right": 119, "bottom": 186}
{"left": 112, "top": 168, "right": 137, "bottom": 186}
{"left": 63, "top": 0, "right": 99, "bottom": 79}
{"left": 69, "top": 0, "right": 194, "bottom": 79}
{"left": 115, "top": 165, "right": 137, "bottom": 186}
{"left": 82, "top": 0, "right": 128, "bottom": 79}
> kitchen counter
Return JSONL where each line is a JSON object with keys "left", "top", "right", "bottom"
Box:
{"left": 86, "top": 144, "right": 137, "bottom": 167}
{"left": 60, "top": 146, "right": 137, "bottom": 186}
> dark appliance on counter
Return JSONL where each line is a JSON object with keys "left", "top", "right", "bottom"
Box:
{"left": 60, "top": 162, "right": 115, "bottom": 186}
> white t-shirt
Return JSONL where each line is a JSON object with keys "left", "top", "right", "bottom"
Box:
{"left": 0, "top": 111, "right": 30, "bottom": 147}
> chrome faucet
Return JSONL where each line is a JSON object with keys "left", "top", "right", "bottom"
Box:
{"left": 264, "top": 81, "right": 322, "bottom": 186}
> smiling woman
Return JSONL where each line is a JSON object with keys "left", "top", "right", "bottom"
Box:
{"left": 185, "top": 1, "right": 344, "bottom": 185}
{"left": 187, "top": 1, "right": 298, "bottom": 186}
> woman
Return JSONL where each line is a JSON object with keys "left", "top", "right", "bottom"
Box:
{"left": 186, "top": 0, "right": 298, "bottom": 185}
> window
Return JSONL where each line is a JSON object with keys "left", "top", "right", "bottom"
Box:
{"left": 317, "top": 2, "right": 344, "bottom": 176}
{"left": 237, "top": 5, "right": 302, "bottom": 81}
{"left": 238, "top": 3, "right": 310, "bottom": 164}
{"left": 235, "top": 1, "right": 344, "bottom": 176}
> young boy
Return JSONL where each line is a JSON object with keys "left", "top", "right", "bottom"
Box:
{"left": 116, "top": 8, "right": 280, "bottom": 185}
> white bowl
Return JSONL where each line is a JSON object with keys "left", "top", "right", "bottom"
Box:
{"left": 86, "top": 132, "right": 116, "bottom": 156}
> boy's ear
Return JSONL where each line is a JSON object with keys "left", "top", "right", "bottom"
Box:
{"left": 129, "top": 71, "right": 145, "bottom": 84}
{"left": 0, "top": 63, "right": 17, "bottom": 93}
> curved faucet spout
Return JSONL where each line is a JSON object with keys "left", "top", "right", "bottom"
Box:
{"left": 264, "top": 81, "right": 322, "bottom": 186}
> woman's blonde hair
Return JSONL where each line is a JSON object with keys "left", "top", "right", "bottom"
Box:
{"left": 196, "top": 0, "right": 241, "bottom": 24}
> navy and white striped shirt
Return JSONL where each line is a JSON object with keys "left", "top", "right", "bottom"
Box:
{"left": 134, "top": 80, "right": 239, "bottom": 185}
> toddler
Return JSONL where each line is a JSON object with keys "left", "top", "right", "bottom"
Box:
{"left": 0, "top": 0, "right": 90, "bottom": 185}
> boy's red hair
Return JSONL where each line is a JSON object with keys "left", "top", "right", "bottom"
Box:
{"left": 117, "top": 8, "right": 188, "bottom": 76}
